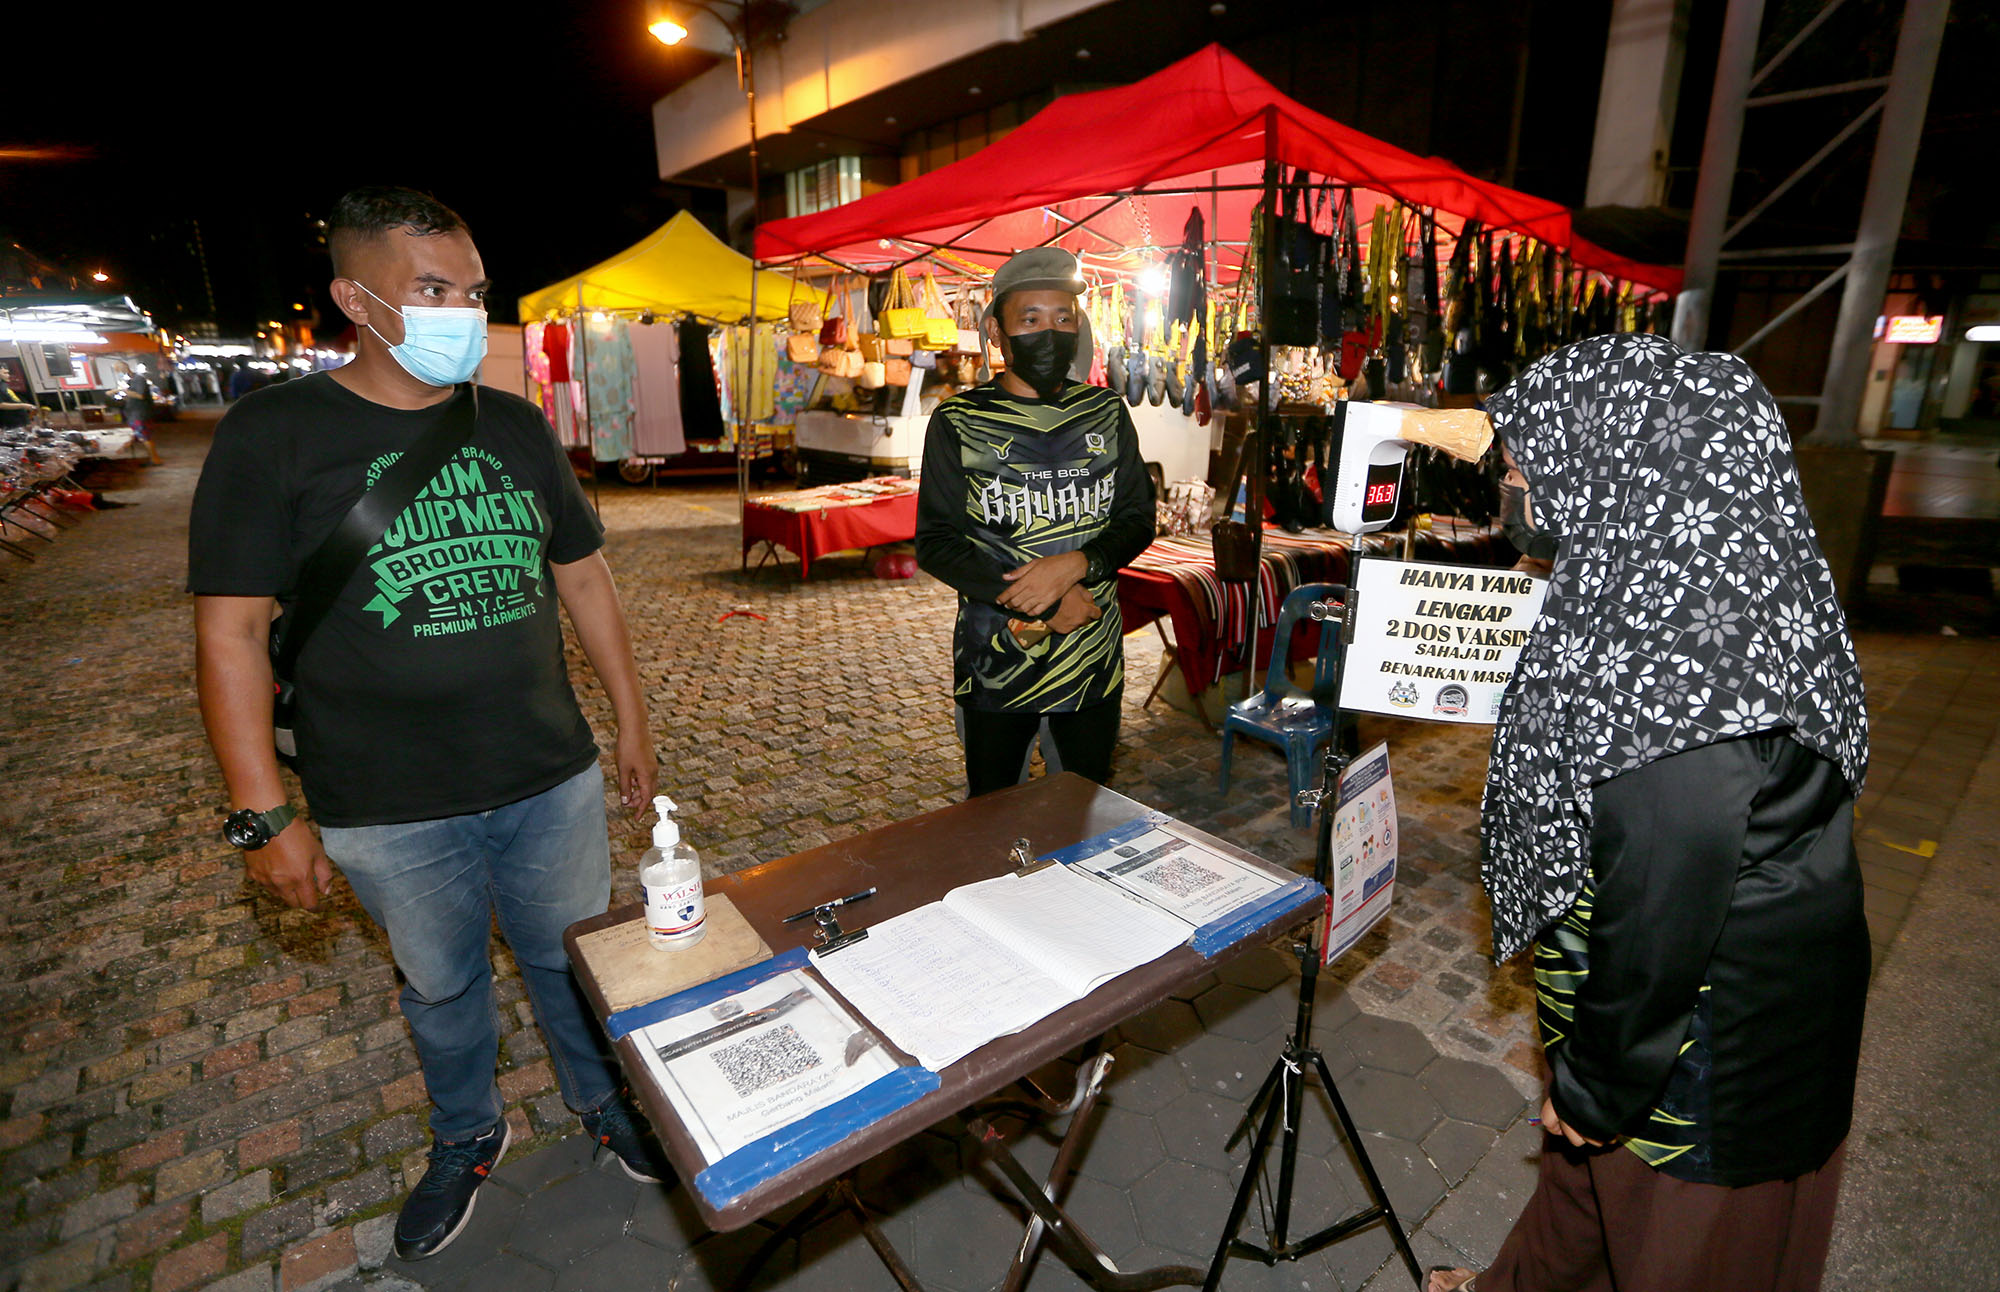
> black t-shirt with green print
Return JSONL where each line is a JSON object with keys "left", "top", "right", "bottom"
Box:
{"left": 188, "top": 373, "right": 604, "bottom": 827}
{"left": 915, "top": 379, "right": 1155, "bottom": 713}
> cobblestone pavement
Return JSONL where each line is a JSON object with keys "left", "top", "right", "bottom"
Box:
{"left": 0, "top": 411, "right": 1985, "bottom": 1292}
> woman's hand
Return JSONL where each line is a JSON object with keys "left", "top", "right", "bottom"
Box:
{"left": 1540, "top": 1095, "right": 1605, "bottom": 1149}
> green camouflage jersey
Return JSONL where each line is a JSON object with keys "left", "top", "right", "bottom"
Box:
{"left": 915, "top": 380, "right": 1154, "bottom": 713}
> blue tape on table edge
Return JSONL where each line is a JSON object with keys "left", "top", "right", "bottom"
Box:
{"left": 1189, "top": 879, "right": 1326, "bottom": 958}
{"left": 1035, "top": 812, "right": 1172, "bottom": 868}
{"left": 692, "top": 1066, "right": 942, "bottom": 1210}
{"left": 605, "top": 946, "right": 812, "bottom": 1041}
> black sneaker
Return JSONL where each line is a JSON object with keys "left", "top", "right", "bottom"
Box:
{"left": 581, "top": 1093, "right": 673, "bottom": 1184}
{"left": 393, "top": 1118, "right": 510, "bottom": 1261}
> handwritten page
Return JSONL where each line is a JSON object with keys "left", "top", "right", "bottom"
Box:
{"left": 943, "top": 863, "right": 1192, "bottom": 997}
{"left": 1068, "top": 825, "right": 1288, "bottom": 927}
{"left": 810, "top": 904, "right": 1072, "bottom": 1071}
{"left": 633, "top": 970, "right": 900, "bottom": 1164}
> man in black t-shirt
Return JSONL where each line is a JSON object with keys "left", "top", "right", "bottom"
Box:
{"left": 916, "top": 248, "right": 1155, "bottom": 796}
{"left": 189, "top": 188, "right": 666, "bottom": 1262}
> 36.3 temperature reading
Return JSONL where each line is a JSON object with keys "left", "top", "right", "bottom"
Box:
{"left": 1365, "top": 482, "right": 1397, "bottom": 506}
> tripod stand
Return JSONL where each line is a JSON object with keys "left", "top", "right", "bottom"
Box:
{"left": 1203, "top": 644, "right": 1424, "bottom": 1290}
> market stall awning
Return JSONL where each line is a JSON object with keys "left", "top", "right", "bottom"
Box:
{"left": 756, "top": 44, "right": 1680, "bottom": 295}
{"left": 518, "top": 211, "right": 799, "bottom": 324}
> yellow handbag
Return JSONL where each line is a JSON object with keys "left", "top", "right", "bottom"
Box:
{"left": 919, "top": 273, "right": 957, "bottom": 350}
{"left": 879, "top": 268, "right": 927, "bottom": 339}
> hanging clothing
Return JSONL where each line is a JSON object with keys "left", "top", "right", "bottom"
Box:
{"left": 678, "top": 320, "right": 724, "bottom": 444}
{"left": 715, "top": 325, "right": 778, "bottom": 427}
{"left": 542, "top": 321, "right": 573, "bottom": 383}
{"left": 627, "top": 320, "right": 684, "bottom": 456}
{"left": 583, "top": 315, "right": 636, "bottom": 462}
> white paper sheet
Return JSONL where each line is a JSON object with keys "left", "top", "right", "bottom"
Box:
{"left": 810, "top": 904, "right": 1070, "bottom": 1072}
{"left": 633, "top": 970, "right": 899, "bottom": 1164}
{"left": 1068, "top": 825, "right": 1288, "bottom": 927}
{"left": 943, "top": 863, "right": 1192, "bottom": 997}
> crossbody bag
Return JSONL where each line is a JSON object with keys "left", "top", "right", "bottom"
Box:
{"left": 270, "top": 385, "right": 480, "bottom": 762}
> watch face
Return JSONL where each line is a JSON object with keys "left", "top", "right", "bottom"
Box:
{"left": 222, "top": 809, "right": 270, "bottom": 849}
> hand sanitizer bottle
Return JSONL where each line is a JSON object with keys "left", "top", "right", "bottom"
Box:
{"left": 641, "top": 795, "right": 706, "bottom": 950}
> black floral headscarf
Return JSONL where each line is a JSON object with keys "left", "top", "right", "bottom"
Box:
{"left": 1479, "top": 333, "right": 1868, "bottom": 961}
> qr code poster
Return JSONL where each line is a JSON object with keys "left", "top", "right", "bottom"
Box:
{"left": 634, "top": 971, "right": 899, "bottom": 1164}
{"left": 1322, "top": 742, "right": 1398, "bottom": 966}
{"left": 1339, "top": 557, "right": 1548, "bottom": 724}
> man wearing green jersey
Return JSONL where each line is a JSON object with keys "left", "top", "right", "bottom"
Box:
{"left": 916, "top": 248, "right": 1155, "bottom": 796}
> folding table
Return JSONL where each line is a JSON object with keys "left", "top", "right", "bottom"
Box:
{"left": 564, "top": 773, "right": 1323, "bottom": 1291}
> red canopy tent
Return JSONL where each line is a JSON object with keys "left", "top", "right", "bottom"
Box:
{"left": 757, "top": 44, "right": 1680, "bottom": 298}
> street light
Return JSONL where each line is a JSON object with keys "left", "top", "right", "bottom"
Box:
{"left": 647, "top": 0, "right": 790, "bottom": 520}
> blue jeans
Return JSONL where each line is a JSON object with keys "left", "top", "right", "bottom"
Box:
{"left": 322, "top": 764, "right": 619, "bottom": 1141}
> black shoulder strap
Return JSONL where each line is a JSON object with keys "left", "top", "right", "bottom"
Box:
{"left": 275, "top": 385, "right": 480, "bottom": 676}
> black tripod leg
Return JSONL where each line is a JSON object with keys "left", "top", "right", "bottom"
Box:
{"left": 1224, "top": 1056, "right": 1285, "bottom": 1152}
{"left": 1315, "top": 1052, "right": 1423, "bottom": 1287}
{"left": 1202, "top": 1059, "right": 1286, "bottom": 1291}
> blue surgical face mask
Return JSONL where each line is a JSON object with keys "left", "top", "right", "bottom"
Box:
{"left": 356, "top": 283, "right": 487, "bottom": 386}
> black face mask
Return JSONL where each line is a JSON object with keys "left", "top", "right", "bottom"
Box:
{"left": 1002, "top": 328, "right": 1078, "bottom": 399}
{"left": 1499, "top": 482, "right": 1558, "bottom": 561}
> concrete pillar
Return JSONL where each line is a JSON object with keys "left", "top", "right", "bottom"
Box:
{"left": 1586, "top": 0, "right": 1692, "bottom": 208}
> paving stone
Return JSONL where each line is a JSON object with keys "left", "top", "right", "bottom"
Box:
{"left": 1100, "top": 1042, "right": 1186, "bottom": 1115}
{"left": 207, "top": 1267, "right": 275, "bottom": 1292}
{"left": 504, "top": 1162, "right": 639, "bottom": 1266}
{"left": 1128, "top": 1158, "right": 1236, "bottom": 1259}
{"left": 903, "top": 1172, "right": 1041, "bottom": 1289}
{"left": 1334, "top": 1014, "right": 1437, "bottom": 1076}
{"left": 241, "top": 1198, "right": 318, "bottom": 1260}
{"left": 201, "top": 1168, "right": 271, "bottom": 1224}
{"left": 1070, "top": 1104, "right": 1168, "bottom": 1188}
{"left": 1173, "top": 1031, "right": 1271, "bottom": 1103}
{"left": 1192, "top": 982, "right": 1293, "bottom": 1045}
{"left": 1418, "top": 1056, "right": 1530, "bottom": 1130}
{"left": 280, "top": 1228, "right": 355, "bottom": 1292}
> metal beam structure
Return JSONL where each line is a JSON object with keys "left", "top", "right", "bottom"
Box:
{"left": 1670, "top": 0, "right": 1765, "bottom": 349}
{"left": 1810, "top": 0, "right": 1951, "bottom": 444}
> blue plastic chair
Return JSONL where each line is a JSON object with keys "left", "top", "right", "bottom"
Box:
{"left": 1218, "top": 581, "right": 1348, "bottom": 826}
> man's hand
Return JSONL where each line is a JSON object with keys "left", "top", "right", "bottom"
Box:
{"left": 616, "top": 726, "right": 658, "bottom": 814}
{"left": 1540, "top": 1095, "right": 1605, "bottom": 1149}
{"left": 246, "top": 821, "right": 335, "bottom": 910}
{"left": 1045, "top": 583, "right": 1103, "bottom": 634}
{"left": 998, "top": 550, "right": 1088, "bottom": 617}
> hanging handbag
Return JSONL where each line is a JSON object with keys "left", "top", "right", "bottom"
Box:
{"left": 1209, "top": 412, "right": 1259, "bottom": 582}
{"left": 879, "top": 268, "right": 927, "bottom": 339}
{"left": 918, "top": 273, "right": 958, "bottom": 350}
{"left": 818, "top": 277, "right": 849, "bottom": 347}
{"left": 857, "top": 332, "right": 885, "bottom": 362}
{"left": 954, "top": 292, "right": 984, "bottom": 353}
{"left": 785, "top": 332, "right": 821, "bottom": 364}
{"left": 271, "top": 387, "right": 480, "bottom": 764}
{"left": 858, "top": 358, "right": 887, "bottom": 389}
{"left": 884, "top": 355, "right": 914, "bottom": 386}
{"left": 786, "top": 274, "right": 824, "bottom": 334}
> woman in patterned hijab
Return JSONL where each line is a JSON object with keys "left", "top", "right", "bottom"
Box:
{"left": 1430, "top": 334, "right": 1871, "bottom": 1292}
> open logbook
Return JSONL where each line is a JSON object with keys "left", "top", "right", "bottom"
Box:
{"left": 809, "top": 861, "right": 1192, "bottom": 1071}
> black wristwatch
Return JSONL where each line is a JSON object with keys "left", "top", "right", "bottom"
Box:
{"left": 222, "top": 804, "right": 297, "bottom": 851}
{"left": 1082, "top": 548, "right": 1107, "bottom": 583}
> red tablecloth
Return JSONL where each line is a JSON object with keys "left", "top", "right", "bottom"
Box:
{"left": 742, "top": 492, "right": 919, "bottom": 579}
{"left": 1118, "top": 522, "right": 1509, "bottom": 697}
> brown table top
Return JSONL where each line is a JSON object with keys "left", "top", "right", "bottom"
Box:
{"left": 564, "top": 772, "right": 1317, "bottom": 1233}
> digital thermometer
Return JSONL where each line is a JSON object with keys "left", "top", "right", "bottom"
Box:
{"left": 1327, "top": 400, "right": 1415, "bottom": 534}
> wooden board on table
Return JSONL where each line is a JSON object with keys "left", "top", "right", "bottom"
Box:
{"left": 573, "top": 895, "right": 773, "bottom": 1014}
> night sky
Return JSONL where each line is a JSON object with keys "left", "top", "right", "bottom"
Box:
{"left": 1, "top": 1, "right": 720, "bottom": 333}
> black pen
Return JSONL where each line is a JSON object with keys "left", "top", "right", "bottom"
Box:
{"left": 781, "top": 887, "right": 878, "bottom": 924}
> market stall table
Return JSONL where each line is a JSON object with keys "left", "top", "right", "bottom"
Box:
{"left": 741, "top": 479, "right": 919, "bottom": 579}
{"left": 1119, "top": 521, "right": 1510, "bottom": 724}
{"left": 564, "top": 773, "right": 1326, "bottom": 1290}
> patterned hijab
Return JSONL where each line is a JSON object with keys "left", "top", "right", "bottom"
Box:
{"left": 1479, "top": 333, "right": 1868, "bottom": 961}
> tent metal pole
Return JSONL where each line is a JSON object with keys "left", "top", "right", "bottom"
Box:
{"left": 1245, "top": 105, "right": 1278, "bottom": 711}
{"left": 576, "top": 284, "right": 600, "bottom": 517}
{"left": 1672, "top": 0, "right": 1765, "bottom": 350}
{"left": 738, "top": 3, "right": 763, "bottom": 527}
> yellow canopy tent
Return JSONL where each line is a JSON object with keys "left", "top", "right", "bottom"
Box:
{"left": 516, "top": 210, "right": 797, "bottom": 323}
